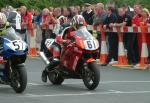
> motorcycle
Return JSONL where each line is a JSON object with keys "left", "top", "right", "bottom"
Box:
{"left": 0, "top": 35, "right": 28, "bottom": 93}
{"left": 42, "top": 26, "right": 100, "bottom": 90}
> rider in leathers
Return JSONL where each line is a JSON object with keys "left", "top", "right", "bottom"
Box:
{"left": 42, "top": 15, "right": 86, "bottom": 83}
{"left": 41, "top": 15, "right": 68, "bottom": 82}
{"left": 0, "top": 12, "right": 20, "bottom": 46}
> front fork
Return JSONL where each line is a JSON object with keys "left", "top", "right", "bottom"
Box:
{"left": 82, "top": 58, "right": 95, "bottom": 77}
{"left": 5, "top": 59, "right": 13, "bottom": 81}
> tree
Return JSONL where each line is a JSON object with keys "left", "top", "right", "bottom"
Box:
{"left": 0, "top": 0, "right": 149, "bottom": 10}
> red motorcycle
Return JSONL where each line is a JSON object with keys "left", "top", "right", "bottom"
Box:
{"left": 45, "top": 27, "right": 100, "bottom": 90}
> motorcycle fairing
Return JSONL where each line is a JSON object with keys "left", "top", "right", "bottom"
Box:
{"left": 60, "top": 46, "right": 83, "bottom": 72}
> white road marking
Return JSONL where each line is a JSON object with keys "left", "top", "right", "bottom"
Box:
{"left": 19, "top": 90, "right": 150, "bottom": 98}
{"left": 28, "top": 83, "right": 43, "bottom": 86}
{"left": 0, "top": 85, "right": 9, "bottom": 88}
{"left": 28, "top": 81, "right": 150, "bottom": 86}
{"left": 101, "top": 81, "right": 150, "bottom": 84}
{"left": 1, "top": 80, "right": 150, "bottom": 88}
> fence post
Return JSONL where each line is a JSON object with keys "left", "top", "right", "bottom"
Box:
{"left": 134, "top": 23, "right": 148, "bottom": 69}
{"left": 99, "top": 25, "right": 108, "bottom": 64}
{"left": 112, "top": 26, "right": 130, "bottom": 67}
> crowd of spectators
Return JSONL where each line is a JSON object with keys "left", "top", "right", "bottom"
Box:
{"left": 1, "top": 1, "right": 150, "bottom": 66}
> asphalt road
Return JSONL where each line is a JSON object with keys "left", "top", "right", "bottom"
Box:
{"left": 0, "top": 57, "right": 150, "bottom": 103}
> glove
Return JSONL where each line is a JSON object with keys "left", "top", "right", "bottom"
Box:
{"left": 62, "top": 40, "right": 71, "bottom": 46}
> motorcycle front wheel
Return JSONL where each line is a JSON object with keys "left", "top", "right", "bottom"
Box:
{"left": 82, "top": 62, "right": 100, "bottom": 90}
{"left": 10, "top": 65, "right": 27, "bottom": 93}
{"left": 48, "top": 70, "right": 64, "bottom": 85}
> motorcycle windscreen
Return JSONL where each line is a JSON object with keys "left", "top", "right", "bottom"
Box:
{"left": 3, "top": 27, "right": 21, "bottom": 41}
{"left": 71, "top": 27, "right": 99, "bottom": 50}
{"left": 72, "top": 27, "right": 93, "bottom": 40}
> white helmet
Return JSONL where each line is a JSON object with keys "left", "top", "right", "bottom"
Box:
{"left": 71, "top": 15, "right": 85, "bottom": 30}
{"left": 0, "top": 13, "right": 7, "bottom": 30}
{"left": 58, "top": 15, "right": 68, "bottom": 25}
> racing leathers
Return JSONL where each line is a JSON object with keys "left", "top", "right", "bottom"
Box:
{"left": 41, "top": 15, "right": 71, "bottom": 82}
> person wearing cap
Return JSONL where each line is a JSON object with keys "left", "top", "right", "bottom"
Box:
{"left": 82, "top": 3, "right": 94, "bottom": 25}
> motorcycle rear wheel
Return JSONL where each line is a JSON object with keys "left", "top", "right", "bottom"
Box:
{"left": 82, "top": 62, "right": 100, "bottom": 90}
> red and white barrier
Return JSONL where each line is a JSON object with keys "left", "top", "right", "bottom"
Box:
{"left": 29, "top": 24, "right": 149, "bottom": 69}
{"left": 87, "top": 25, "right": 150, "bottom": 33}
{"left": 86, "top": 25, "right": 150, "bottom": 69}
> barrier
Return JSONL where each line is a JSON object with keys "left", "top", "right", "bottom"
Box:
{"left": 28, "top": 28, "right": 38, "bottom": 57}
{"left": 98, "top": 25, "right": 108, "bottom": 64}
{"left": 86, "top": 25, "right": 150, "bottom": 69}
{"left": 87, "top": 25, "right": 150, "bottom": 33}
{"left": 112, "top": 26, "right": 130, "bottom": 67}
{"left": 134, "top": 23, "right": 149, "bottom": 69}
{"left": 28, "top": 24, "right": 150, "bottom": 69}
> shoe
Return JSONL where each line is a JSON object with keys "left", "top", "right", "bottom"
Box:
{"left": 41, "top": 70, "right": 48, "bottom": 83}
{"left": 101, "top": 63, "right": 108, "bottom": 66}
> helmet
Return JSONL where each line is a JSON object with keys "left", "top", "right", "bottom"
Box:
{"left": 71, "top": 15, "right": 85, "bottom": 30}
{"left": 58, "top": 15, "right": 67, "bottom": 25}
{"left": 0, "top": 13, "right": 7, "bottom": 30}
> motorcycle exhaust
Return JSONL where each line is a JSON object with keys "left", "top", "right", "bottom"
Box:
{"left": 39, "top": 52, "right": 50, "bottom": 65}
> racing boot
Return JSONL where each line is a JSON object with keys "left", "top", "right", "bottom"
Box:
{"left": 41, "top": 58, "right": 60, "bottom": 82}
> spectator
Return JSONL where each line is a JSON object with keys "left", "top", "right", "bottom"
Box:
{"left": 115, "top": 7, "right": 135, "bottom": 64}
{"left": 102, "top": 6, "right": 118, "bottom": 66}
{"left": 75, "top": 6, "right": 81, "bottom": 14}
{"left": 122, "top": 4, "right": 134, "bottom": 18}
{"left": 140, "top": 8, "right": 150, "bottom": 63}
{"left": 40, "top": 8, "right": 50, "bottom": 52}
{"left": 66, "top": 7, "right": 73, "bottom": 21}
{"left": 93, "top": 3, "right": 107, "bottom": 26}
{"left": 74, "top": 6, "right": 80, "bottom": 15}
{"left": 105, "top": 1, "right": 115, "bottom": 9}
{"left": 144, "top": 9, "right": 150, "bottom": 63}
{"left": 49, "top": 7, "right": 54, "bottom": 12}
{"left": 20, "top": 6, "right": 33, "bottom": 43}
{"left": 34, "top": 8, "right": 42, "bottom": 51}
{"left": 62, "top": 7, "right": 69, "bottom": 17}
{"left": 116, "top": 7, "right": 132, "bottom": 26}
{"left": 132, "top": 4, "right": 142, "bottom": 26}
{"left": 69, "top": 6, "right": 75, "bottom": 17}
{"left": 80, "top": 6, "right": 86, "bottom": 15}
{"left": 34, "top": 8, "right": 42, "bottom": 26}
{"left": 53, "top": 7, "right": 61, "bottom": 19}
{"left": 93, "top": 3, "right": 107, "bottom": 57}
{"left": 53, "top": 7, "right": 63, "bottom": 34}
{"left": 1, "top": 8, "right": 6, "bottom": 13}
{"left": 82, "top": 3, "right": 94, "bottom": 25}
{"left": 132, "top": 4, "right": 143, "bottom": 63}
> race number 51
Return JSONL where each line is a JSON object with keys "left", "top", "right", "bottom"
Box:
{"left": 12, "top": 40, "right": 25, "bottom": 50}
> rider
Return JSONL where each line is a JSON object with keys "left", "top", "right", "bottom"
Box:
{"left": 0, "top": 12, "right": 20, "bottom": 43}
{"left": 41, "top": 15, "right": 86, "bottom": 82}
